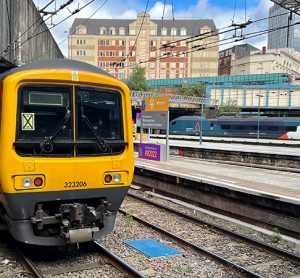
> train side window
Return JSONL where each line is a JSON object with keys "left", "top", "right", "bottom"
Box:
{"left": 251, "top": 126, "right": 257, "bottom": 130}
{"left": 221, "top": 125, "right": 230, "bottom": 130}
{"left": 285, "top": 126, "right": 297, "bottom": 132}
{"left": 268, "top": 126, "right": 279, "bottom": 131}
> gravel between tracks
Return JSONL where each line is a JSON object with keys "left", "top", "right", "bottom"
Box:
{"left": 123, "top": 189, "right": 300, "bottom": 278}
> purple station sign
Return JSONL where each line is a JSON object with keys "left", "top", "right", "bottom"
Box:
{"left": 138, "top": 143, "right": 161, "bottom": 161}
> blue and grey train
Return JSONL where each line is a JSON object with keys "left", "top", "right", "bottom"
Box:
{"left": 169, "top": 116, "right": 300, "bottom": 140}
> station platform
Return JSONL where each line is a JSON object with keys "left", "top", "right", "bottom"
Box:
{"left": 134, "top": 154, "right": 300, "bottom": 205}
{"left": 140, "top": 137, "right": 300, "bottom": 157}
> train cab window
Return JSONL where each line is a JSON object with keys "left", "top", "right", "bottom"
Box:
{"left": 76, "top": 86, "right": 124, "bottom": 156}
{"left": 285, "top": 126, "right": 297, "bottom": 132}
{"left": 171, "top": 121, "right": 177, "bottom": 125}
{"left": 15, "top": 85, "right": 73, "bottom": 156}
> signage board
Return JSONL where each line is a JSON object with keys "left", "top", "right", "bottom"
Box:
{"left": 138, "top": 143, "right": 161, "bottom": 161}
{"left": 142, "top": 97, "right": 169, "bottom": 112}
{"left": 141, "top": 111, "right": 168, "bottom": 129}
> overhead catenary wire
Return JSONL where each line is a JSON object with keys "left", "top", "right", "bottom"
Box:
{"left": 115, "top": 0, "right": 150, "bottom": 68}
{"left": 0, "top": 0, "right": 74, "bottom": 56}
{"left": 118, "top": 10, "right": 293, "bottom": 68}
{"left": 4, "top": 0, "right": 93, "bottom": 60}
{"left": 124, "top": 20, "right": 300, "bottom": 71}
{"left": 24, "top": 0, "right": 109, "bottom": 63}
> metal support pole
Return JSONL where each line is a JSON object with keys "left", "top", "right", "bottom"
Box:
{"left": 200, "top": 100, "right": 204, "bottom": 144}
{"left": 166, "top": 111, "right": 169, "bottom": 161}
{"left": 257, "top": 94, "right": 261, "bottom": 141}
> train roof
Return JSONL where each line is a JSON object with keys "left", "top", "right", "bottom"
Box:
{"left": 0, "top": 59, "right": 112, "bottom": 82}
{"left": 172, "top": 116, "right": 300, "bottom": 122}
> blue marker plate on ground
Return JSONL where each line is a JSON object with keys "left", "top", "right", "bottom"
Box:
{"left": 125, "top": 239, "right": 182, "bottom": 258}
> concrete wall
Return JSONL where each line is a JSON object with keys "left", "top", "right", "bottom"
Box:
{"left": 0, "top": 0, "right": 63, "bottom": 65}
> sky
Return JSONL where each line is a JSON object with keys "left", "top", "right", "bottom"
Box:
{"left": 32, "top": 0, "right": 274, "bottom": 57}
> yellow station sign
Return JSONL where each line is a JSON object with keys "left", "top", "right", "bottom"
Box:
{"left": 142, "top": 97, "right": 169, "bottom": 112}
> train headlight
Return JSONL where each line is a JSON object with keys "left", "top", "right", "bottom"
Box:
{"left": 22, "top": 178, "right": 33, "bottom": 188}
{"left": 113, "top": 174, "right": 121, "bottom": 183}
{"left": 103, "top": 172, "right": 128, "bottom": 185}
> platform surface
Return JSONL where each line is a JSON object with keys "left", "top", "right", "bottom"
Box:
{"left": 138, "top": 137, "right": 300, "bottom": 157}
{"left": 135, "top": 154, "right": 300, "bottom": 205}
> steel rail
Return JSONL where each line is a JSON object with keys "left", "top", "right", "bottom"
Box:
{"left": 118, "top": 208, "right": 264, "bottom": 278}
{"left": 94, "top": 240, "right": 147, "bottom": 278}
{"left": 14, "top": 245, "right": 44, "bottom": 278}
{"left": 127, "top": 192, "right": 300, "bottom": 264}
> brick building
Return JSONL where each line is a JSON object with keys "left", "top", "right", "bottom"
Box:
{"left": 69, "top": 12, "right": 218, "bottom": 80}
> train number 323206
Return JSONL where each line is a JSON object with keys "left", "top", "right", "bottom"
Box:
{"left": 64, "top": 181, "right": 87, "bottom": 188}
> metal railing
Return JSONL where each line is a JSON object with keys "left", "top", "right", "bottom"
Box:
{"left": 131, "top": 91, "right": 218, "bottom": 106}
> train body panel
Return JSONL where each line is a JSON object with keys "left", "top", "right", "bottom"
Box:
{"left": 169, "top": 116, "right": 300, "bottom": 139}
{"left": 0, "top": 59, "right": 134, "bottom": 246}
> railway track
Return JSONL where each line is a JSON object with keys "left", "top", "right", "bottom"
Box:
{"left": 121, "top": 191, "right": 300, "bottom": 278}
{"left": 5, "top": 238, "right": 145, "bottom": 278}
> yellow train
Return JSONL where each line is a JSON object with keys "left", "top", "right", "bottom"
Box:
{"left": 0, "top": 59, "right": 134, "bottom": 246}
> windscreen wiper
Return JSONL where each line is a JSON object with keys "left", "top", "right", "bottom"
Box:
{"left": 40, "top": 108, "right": 71, "bottom": 153}
{"left": 80, "top": 97, "right": 110, "bottom": 152}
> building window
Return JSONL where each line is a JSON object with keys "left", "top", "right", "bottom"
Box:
{"left": 118, "top": 72, "right": 125, "bottom": 79}
{"left": 76, "top": 26, "right": 87, "bottom": 34}
{"left": 99, "top": 39, "right": 106, "bottom": 46}
{"left": 77, "top": 50, "right": 86, "bottom": 56}
{"left": 180, "top": 28, "right": 187, "bottom": 36}
{"left": 109, "top": 62, "right": 116, "bottom": 68}
{"left": 110, "top": 40, "right": 115, "bottom": 46}
{"left": 119, "top": 28, "right": 125, "bottom": 35}
{"left": 129, "top": 40, "right": 135, "bottom": 46}
{"left": 150, "top": 29, "right": 157, "bottom": 36}
{"left": 99, "top": 51, "right": 105, "bottom": 57}
{"left": 119, "top": 51, "right": 125, "bottom": 57}
{"left": 99, "top": 27, "right": 106, "bottom": 35}
{"left": 118, "top": 62, "right": 125, "bottom": 68}
{"left": 170, "top": 72, "right": 176, "bottom": 78}
{"left": 99, "top": 61, "right": 106, "bottom": 68}
{"left": 179, "top": 62, "right": 184, "bottom": 68}
{"left": 130, "top": 29, "right": 136, "bottom": 35}
{"left": 120, "top": 40, "right": 125, "bottom": 46}
{"left": 170, "top": 63, "right": 176, "bottom": 68}
{"left": 109, "top": 28, "right": 115, "bottom": 35}
{"left": 150, "top": 40, "right": 156, "bottom": 46}
{"left": 171, "top": 28, "right": 177, "bottom": 36}
{"left": 130, "top": 51, "right": 135, "bottom": 57}
{"left": 160, "top": 63, "right": 166, "bottom": 69}
{"left": 129, "top": 62, "right": 136, "bottom": 68}
{"left": 109, "top": 51, "right": 115, "bottom": 56}
{"left": 149, "top": 73, "right": 156, "bottom": 79}
{"left": 161, "top": 28, "right": 167, "bottom": 36}
{"left": 150, "top": 62, "right": 155, "bottom": 68}
{"left": 160, "top": 73, "right": 166, "bottom": 78}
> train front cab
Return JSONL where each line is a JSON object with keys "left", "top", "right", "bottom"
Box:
{"left": 0, "top": 67, "right": 134, "bottom": 246}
